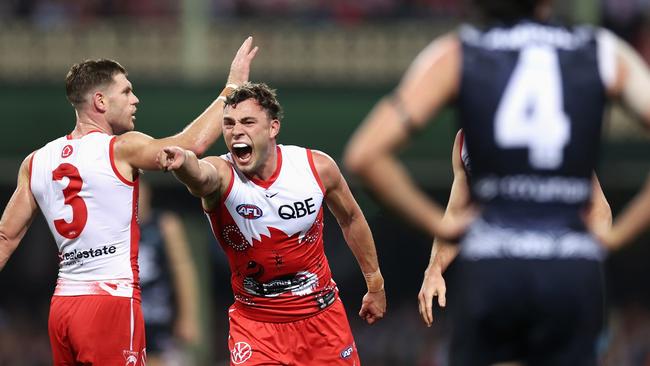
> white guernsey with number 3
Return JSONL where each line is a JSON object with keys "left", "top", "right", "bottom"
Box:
{"left": 30, "top": 131, "right": 140, "bottom": 298}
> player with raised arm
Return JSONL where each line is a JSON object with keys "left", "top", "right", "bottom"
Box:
{"left": 0, "top": 37, "right": 258, "bottom": 365}
{"left": 159, "top": 82, "right": 385, "bottom": 366}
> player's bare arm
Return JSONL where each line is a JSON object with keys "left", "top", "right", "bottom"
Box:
{"left": 344, "top": 34, "right": 466, "bottom": 240}
{"left": 597, "top": 31, "right": 650, "bottom": 248}
{"left": 158, "top": 146, "right": 232, "bottom": 212}
{"left": 312, "top": 150, "right": 386, "bottom": 325}
{"left": 418, "top": 130, "right": 468, "bottom": 327}
{"left": 601, "top": 176, "right": 650, "bottom": 250}
{"left": 584, "top": 174, "right": 612, "bottom": 236}
{"left": 113, "top": 37, "right": 259, "bottom": 178}
{"left": 603, "top": 30, "right": 650, "bottom": 124}
{"left": 159, "top": 211, "right": 200, "bottom": 344}
{"left": 0, "top": 153, "right": 39, "bottom": 271}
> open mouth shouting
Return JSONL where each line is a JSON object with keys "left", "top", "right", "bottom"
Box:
{"left": 232, "top": 142, "right": 253, "bottom": 164}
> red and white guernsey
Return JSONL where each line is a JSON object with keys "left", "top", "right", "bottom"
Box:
{"left": 30, "top": 132, "right": 140, "bottom": 299}
{"left": 206, "top": 145, "right": 337, "bottom": 322}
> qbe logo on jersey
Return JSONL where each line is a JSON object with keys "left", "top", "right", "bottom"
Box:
{"left": 231, "top": 341, "right": 253, "bottom": 364}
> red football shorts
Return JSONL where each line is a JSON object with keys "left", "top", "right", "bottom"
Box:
{"left": 48, "top": 295, "right": 146, "bottom": 366}
{"left": 227, "top": 299, "right": 360, "bottom": 365}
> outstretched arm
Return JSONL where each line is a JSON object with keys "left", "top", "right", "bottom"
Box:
{"left": 418, "top": 130, "right": 469, "bottom": 327}
{"left": 344, "top": 34, "right": 466, "bottom": 239}
{"left": 157, "top": 146, "right": 232, "bottom": 211}
{"left": 313, "top": 150, "right": 386, "bottom": 325}
{"left": 0, "top": 153, "right": 39, "bottom": 271}
{"left": 114, "top": 37, "right": 259, "bottom": 176}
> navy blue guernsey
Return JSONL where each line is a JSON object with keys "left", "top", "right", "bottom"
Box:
{"left": 138, "top": 212, "right": 175, "bottom": 328}
{"left": 457, "top": 21, "right": 607, "bottom": 231}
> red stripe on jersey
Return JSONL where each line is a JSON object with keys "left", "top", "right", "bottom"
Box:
{"left": 222, "top": 164, "right": 235, "bottom": 202}
{"left": 203, "top": 164, "right": 235, "bottom": 214}
{"left": 247, "top": 146, "right": 282, "bottom": 189}
{"left": 130, "top": 178, "right": 141, "bottom": 301}
{"left": 109, "top": 137, "right": 135, "bottom": 186}
{"left": 28, "top": 152, "right": 35, "bottom": 188}
{"left": 306, "top": 149, "right": 325, "bottom": 194}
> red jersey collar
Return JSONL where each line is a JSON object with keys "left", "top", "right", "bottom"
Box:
{"left": 247, "top": 146, "right": 282, "bottom": 189}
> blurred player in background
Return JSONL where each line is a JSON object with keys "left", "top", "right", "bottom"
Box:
{"left": 345, "top": 0, "right": 650, "bottom": 364}
{"left": 158, "top": 82, "right": 386, "bottom": 366}
{"left": 417, "top": 129, "right": 612, "bottom": 326}
{"left": 138, "top": 180, "right": 200, "bottom": 366}
{"left": 0, "top": 37, "right": 257, "bottom": 365}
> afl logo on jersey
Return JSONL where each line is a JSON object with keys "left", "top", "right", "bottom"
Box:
{"left": 236, "top": 204, "right": 263, "bottom": 220}
{"left": 61, "top": 145, "right": 73, "bottom": 158}
{"left": 340, "top": 345, "right": 354, "bottom": 359}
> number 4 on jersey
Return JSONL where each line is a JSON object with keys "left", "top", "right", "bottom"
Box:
{"left": 495, "top": 46, "right": 570, "bottom": 169}
{"left": 52, "top": 163, "right": 88, "bottom": 239}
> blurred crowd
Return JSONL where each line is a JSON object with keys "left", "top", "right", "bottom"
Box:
{"left": 0, "top": 1, "right": 649, "bottom": 63}
{"left": 0, "top": 0, "right": 460, "bottom": 26}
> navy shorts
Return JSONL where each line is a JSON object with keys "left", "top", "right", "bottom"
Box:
{"left": 449, "top": 258, "right": 604, "bottom": 366}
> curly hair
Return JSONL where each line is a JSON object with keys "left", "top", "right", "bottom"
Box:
{"left": 65, "top": 59, "right": 127, "bottom": 107}
{"left": 225, "top": 82, "right": 284, "bottom": 121}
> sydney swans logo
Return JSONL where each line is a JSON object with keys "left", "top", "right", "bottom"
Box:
{"left": 231, "top": 341, "right": 253, "bottom": 364}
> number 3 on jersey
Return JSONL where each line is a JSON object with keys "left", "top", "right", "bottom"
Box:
{"left": 52, "top": 163, "right": 88, "bottom": 239}
{"left": 495, "top": 46, "right": 570, "bottom": 169}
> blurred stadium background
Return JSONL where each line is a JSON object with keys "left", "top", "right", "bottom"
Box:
{"left": 1, "top": 0, "right": 650, "bottom": 365}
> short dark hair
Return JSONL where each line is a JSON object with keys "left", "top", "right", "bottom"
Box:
{"left": 472, "top": 0, "right": 541, "bottom": 24}
{"left": 65, "top": 59, "right": 127, "bottom": 107}
{"left": 225, "top": 82, "right": 284, "bottom": 121}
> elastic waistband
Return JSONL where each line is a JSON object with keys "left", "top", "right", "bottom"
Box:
{"left": 460, "top": 218, "right": 604, "bottom": 261}
{"left": 54, "top": 278, "right": 140, "bottom": 300}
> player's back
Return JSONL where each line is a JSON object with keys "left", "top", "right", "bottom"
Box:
{"left": 458, "top": 21, "right": 611, "bottom": 232}
{"left": 30, "top": 131, "right": 140, "bottom": 298}
{"left": 449, "top": 22, "right": 610, "bottom": 365}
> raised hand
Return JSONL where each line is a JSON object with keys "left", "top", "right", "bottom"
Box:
{"left": 227, "top": 36, "right": 259, "bottom": 87}
{"left": 157, "top": 146, "right": 187, "bottom": 172}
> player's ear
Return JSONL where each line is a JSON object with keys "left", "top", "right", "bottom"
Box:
{"left": 270, "top": 119, "right": 281, "bottom": 139}
{"left": 92, "top": 91, "right": 107, "bottom": 113}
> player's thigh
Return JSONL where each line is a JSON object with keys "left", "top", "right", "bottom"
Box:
{"left": 527, "top": 259, "right": 603, "bottom": 366}
{"left": 49, "top": 297, "right": 76, "bottom": 366}
{"left": 227, "top": 308, "right": 286, "bottom": 366}
{"left": 67, "top": 296, "right": 146, "bottom": 366}
{"left": 295, "top": 300, "right": 360, "bottom": 366}
{"left": 449, "top": 259, "right": 530, "bottom": 366}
